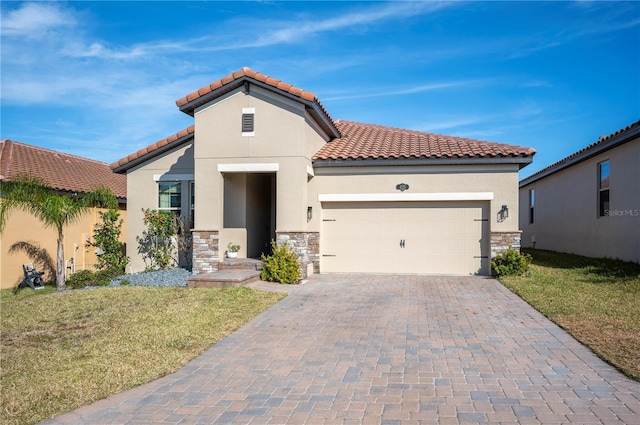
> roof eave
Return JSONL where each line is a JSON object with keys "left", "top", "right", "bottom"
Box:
{"left": 519, "top": 122, "right": 640, "bottom": 188}
{"left": 313, "top": 155, "right": 534, "bottom": 169}
{"left": 178, "top": 77, "right": 341, "bottom": 139}
{"left": 112, "top": 133, "right": 194, "bottom": 174}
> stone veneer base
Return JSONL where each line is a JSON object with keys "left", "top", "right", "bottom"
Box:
{"left": 191, "top": 230, "right": 220, "bottom": 275}
{"left": 490, "top": 231, "right": 522, "bottom": 259}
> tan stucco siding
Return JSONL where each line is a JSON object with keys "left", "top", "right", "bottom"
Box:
{"left": 519, "top": 139, "right": 639, "bottom": 263}
{"left": 1, "top": 207, "right": 127, "bottom": 289}
{"left": 311, "top": 164, "right": 521, "bottom": 233}
{"left": 194, "top": 86, "right": 310, "bottom": 160}
{"left": 125, "top": 143, "right": 194, "bottom": 272}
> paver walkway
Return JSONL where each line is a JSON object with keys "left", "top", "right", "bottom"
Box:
{"left": 43, "top": 275, "right": 640, "bottom": 424}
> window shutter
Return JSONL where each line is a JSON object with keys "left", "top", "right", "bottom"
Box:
{"left": 242, "top": 113, "right": 254, "bottom": 133}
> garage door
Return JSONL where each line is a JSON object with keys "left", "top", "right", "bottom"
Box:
{"left": 321, "top": 201, "right": 489, "bottom": 275}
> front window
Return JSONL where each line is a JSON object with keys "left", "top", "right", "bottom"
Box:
{"left": 598, "top": 161, "right": 610, "bottom": 217}
{"left": 158, "top": 180, "right": 194, "bottom": 229}
{"left": 159, "top": 182, "right": 182, "bottom": 216}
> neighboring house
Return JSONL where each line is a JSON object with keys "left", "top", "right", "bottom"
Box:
{"left": 112, "top": 67, "right": 535, "bottom": 277}
{"left": 0, "top": 140, "right": 127, "bottom": 289}
{"left": 519, "top": 120, "right": 640, "bottom": 263}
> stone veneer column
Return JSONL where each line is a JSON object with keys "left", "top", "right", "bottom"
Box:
{"left": 191, "top": 230, "right": 219, "bottom": 275}
{"left": 490, "top": 231, "right": 522, "bottom": 259}
{"left": 275, "top": 232, "right": 320, "bottom": 279}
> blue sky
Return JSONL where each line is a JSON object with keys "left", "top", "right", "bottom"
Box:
{"left": 1, "top": 1, "right": 638, "bottom": 178}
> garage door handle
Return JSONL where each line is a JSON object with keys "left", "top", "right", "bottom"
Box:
{"left": 400, "top": 239, "right": 405, "bottom": 248}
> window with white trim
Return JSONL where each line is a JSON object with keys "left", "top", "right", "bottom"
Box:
{"left": 158, "top": 180, "right": 195, "bottom": 230}
{"left": 158, "top": 182, "right": 182, "bottom": 216}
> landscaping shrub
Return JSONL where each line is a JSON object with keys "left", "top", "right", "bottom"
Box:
{"left": 66, "top": 270, "right": 95, "bottom": 289}
{"left": 92, "top": 208, "right": 128, "bottom": 273}
{"left": 491, "top": 246, "right": 532, "bottom": 277}
{"left": 261, "top": 240, "right": 301, "bottom": 284}
{"left": 66, "top": 268, "right": 121, "bottom": 289}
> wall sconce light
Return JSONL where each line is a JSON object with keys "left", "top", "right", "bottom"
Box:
{"left": 497, "top": 204, "right": 509, "bottom": 222}
{"left": 307, "top": 206, "right": 313, "bottom": 222}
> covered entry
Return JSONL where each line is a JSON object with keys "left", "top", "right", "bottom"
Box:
{"left": 223, "top": 172, "right": 276, "bottom": 258}
{"left": 321, "top": 201, "right": 489, "bottom": 275}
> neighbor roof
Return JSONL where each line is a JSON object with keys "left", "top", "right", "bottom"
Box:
{"left": 176, "top": 67, "right": 340, "bottom": 139}
{"left": 313, "top": 120, "right": 535, "bottom": 167}
{"left": 520, "top": 119, "right": 640, "bottom": 188}
{"left": 0, "top": 140, "right": 126, "bottom": 200}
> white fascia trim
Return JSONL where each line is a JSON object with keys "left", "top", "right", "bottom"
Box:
{"left": 318, "top": 192, "right": 494, "bottom": 202}
{"left": 307, "top": 165, "right": 315, "bottom": 177}
{"left": 153, "top": 173, "right": 195, "bottom": 182}
{"left": 218, "top": 163, "right": 280, "bottom": 173}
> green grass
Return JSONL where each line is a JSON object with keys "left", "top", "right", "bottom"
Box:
{"left": 500, "top": 249, "right": 640, "bottom": 381}
{"left": 1, "top": 285, "right": 286, "bottom": 425}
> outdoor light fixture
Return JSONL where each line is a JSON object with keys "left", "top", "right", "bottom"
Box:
{"left": 307, "top": 206, "right": 313, "bottom": 222}
{"left": 497, "top": 204, "right": 509, "bottom": 222}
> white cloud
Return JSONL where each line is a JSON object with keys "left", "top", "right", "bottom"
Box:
{"left": 1, "top": 2, "right": 77, "bottom": 39}
{"left": 253, "top": 2, "right": 448, "bottom": 46}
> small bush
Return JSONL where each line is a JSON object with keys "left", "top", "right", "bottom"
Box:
{"left": 66, "top": 270, "right": 95, "bottom": 289}
{"left": 67, "top": 268, "right": 121, "bottom": 289}
{"left": 491, "top": 246, "right": 532, "bottom": 277}
{"left": 261, "top": 240, "right": 301, "bottom": 284}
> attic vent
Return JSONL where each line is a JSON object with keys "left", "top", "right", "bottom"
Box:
{"left": 242, "top": 107, "right": 255, "bottom": 136}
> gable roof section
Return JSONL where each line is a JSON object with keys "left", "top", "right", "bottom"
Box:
{"left": 519, "top": 119, "right": 640, "bottom": 188}
{"left": 0, "top": 139, "right": 126, "bottom": 199}
{"left": 110, "top": 126, "right": 195, "bottom": 173}
{"left": 176, "top": 67, "right": 340, "bottom": 139}
{"left": 313, "top": 120, "right": 535, "bottom": 168}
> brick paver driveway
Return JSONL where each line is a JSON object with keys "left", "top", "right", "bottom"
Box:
{"left": 43, "top": 275, "right": 640, "bottom": 424}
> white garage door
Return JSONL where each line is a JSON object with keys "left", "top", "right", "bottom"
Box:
{"left": 321, "top": 201, "right": 489, "bottom": 275}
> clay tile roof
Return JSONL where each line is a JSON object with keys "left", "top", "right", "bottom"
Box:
{"left": 313, "top": 121, "right": 536, "bottom": 162}
{"left": 175, "top": 67, "right": 337, "bottom": 134}
{"left": 110, "top": 125, "right": 195, "bottom": 172}
{"left": 0, "top": 139, "right": 126, "bottom": 199}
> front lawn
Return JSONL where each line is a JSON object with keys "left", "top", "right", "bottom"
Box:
{"left": 499, "top": 249, "right": 640, "bottom": 381}
{"left": 0, "top": 285, "right": 286, "bottom": 425}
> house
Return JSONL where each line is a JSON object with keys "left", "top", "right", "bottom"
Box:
{"left": 0, "top": 140, "right": 127, "bottom": 289}
{"left": 519, "top": 120, "right": 640, "bottom": 263}
{"left": 111, "top": 67, "right": 535, "bottom": 277}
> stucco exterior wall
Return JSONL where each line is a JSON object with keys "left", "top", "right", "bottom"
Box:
{"left": 124, "top": 143, "right": 194, "bottom": 272}
{"left": 519, "top": 138, "right": 639, "bottom": 263}
{"left": 1, "top": 207, "right": 127, "bottom": 289}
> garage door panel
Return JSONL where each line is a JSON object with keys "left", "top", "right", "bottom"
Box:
{"left": 321, "top": 201, "right": 489, "bottom": 275}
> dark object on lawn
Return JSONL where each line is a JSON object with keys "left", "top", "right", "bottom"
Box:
{"left": 19, "top": 263, "right": 46, "bottom": 290}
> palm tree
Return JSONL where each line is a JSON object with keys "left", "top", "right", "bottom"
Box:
{"left": 0, "top": 175, "right": 118, "bottom": 291}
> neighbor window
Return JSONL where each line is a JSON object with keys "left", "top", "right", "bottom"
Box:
{"left": 598, "top": 160, "right": 610, "bottom": 217}
{"left": 529, "top": 188, "right": 535, "bottom": 224}
{"left": 242, "top": 107, "right": 255, "bottom": 136}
